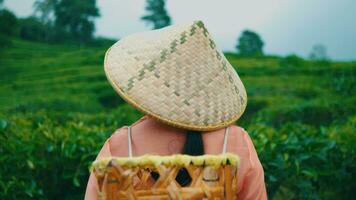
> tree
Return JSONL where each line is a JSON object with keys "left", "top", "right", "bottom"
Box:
{"left": 236, "top": 30, "right": 264, "bottom": 57}
{"left": 0, "top": 9, "right": 17, "bottom": 47}
{"left": 33, "top": 0, "right": 99, "bottom": 43}
{"left": 18, "top": 17, "right": 51, "bottom": 42}
{"left": 141, "top": 0, "right": 171, "bottom": 29}
{"left": 33, "top": 0, "right": 57, "bottom": 24}
{"left": 31, "top": 0, "right": 57, "bottom": 42}
{"left": 309, "top": 44, "right": 329, "bottom": 61}
{"left": 0, "top": 9, "right": 17, "bottom": 36}
{"left": 53, "top": 0, "right": 99, "bottom": 43}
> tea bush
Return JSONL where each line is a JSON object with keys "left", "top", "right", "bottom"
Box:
{"left": 0, "top": 108, "right": 142, "bottom": 200}
{"left": 247, "top": 120, "right": 355, "bottom": 199}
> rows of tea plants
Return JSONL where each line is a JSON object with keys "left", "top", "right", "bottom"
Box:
{"left": 0, "top": 40, "right": 355, "bottom": 199}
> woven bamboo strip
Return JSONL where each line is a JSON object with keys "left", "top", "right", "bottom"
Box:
{"left": 93, "top": 154, "right": 239, "bottom": 200}
{"left": 104, "top": 20, "right": 247, "bottom": 131}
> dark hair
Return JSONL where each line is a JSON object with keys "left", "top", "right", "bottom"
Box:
{"left": 176, "top": 130, "right": 204, "bottom": 186}
{"left": 182, "top": 130, "right": 204, "bottom": 155}
{"left": 151, "top": 130, "right": 204, "bottom": 186}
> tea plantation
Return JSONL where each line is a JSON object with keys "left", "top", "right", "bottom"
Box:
{"left": 0, "top": 39, "right": 355, "bottom": 199}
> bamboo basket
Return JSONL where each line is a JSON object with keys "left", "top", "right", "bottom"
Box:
{"left": 92, "top": 154, "right": 239, "bottom": 200}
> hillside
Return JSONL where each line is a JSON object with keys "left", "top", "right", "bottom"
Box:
{"left": 0, "top": 39, "right": 355, "bottom": 199}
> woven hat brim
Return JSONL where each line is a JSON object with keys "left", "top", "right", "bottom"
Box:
{"left": 104, "top": 49, "right": 247, "bottom": 131}
{"left": 104, "top": 21, "right": 247, "bottom": 131}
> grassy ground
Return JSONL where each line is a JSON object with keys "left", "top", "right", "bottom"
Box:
{"left": 0, "top": 39, "right": 355, "bottom": 199}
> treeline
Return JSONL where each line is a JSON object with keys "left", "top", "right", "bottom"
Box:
{"left": 0, "top": 0, "right": 267, "bottom": 56}
{"left": 0, "top": 0, "right": 330, "bottom": 60}
{"left": 0, "top": 0, "right": 114, "bottom": 47}
{"left": 140, "top": 0, "right": 267, "bottom": 58}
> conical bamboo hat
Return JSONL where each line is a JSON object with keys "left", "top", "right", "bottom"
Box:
{"left": 104, "top": 20, "right": 247, "bottom": 131}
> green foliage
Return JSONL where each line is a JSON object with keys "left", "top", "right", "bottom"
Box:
{"left": 87, "top": 37, "right": 116, "bottom": 48}
{"left": 258, "top": 98, "right": 355, "bottom": 128}
{"left": 279, "top": 54, "right": 306, "bottom": 68}
{"left": 0, "top": 110, "right": 141, "bottom": 199}
{"left": 0, "top": 9, "right": 18, "bottom": 36}
{"left": 53, "top": 0, "right": 100, "bottom": 43}
{"left": 0, "top": 9, "right": 18, "bottom": 48}
{"left": 33, "top": 0, "right": 57, "bottom": 24}
{"left": 142, "top": 0, "right": 171, "bottom": 29}
{"left": 309, "top": 44, "right": 329, "bottom": 61}
{"left": 0, "top": 40, "right": 355, "bottom": 199}
{"left": 1, "top": 0, "right": 103, "bottom": 45}
{"left": 236, "top": 30, "right": 264, "bottom": 57}
{"left": 249, "top": 122, "right": 355, "bottom": 199}
{"left": 30, "top": 0, "right": 99, "bottom": 44}
{"left": 18, "top": 17, "right": 53, "bottom": 42}
{"left": 0, "top": 33, "right": 11, "bottom": 48}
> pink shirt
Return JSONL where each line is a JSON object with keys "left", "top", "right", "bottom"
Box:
{"left": 85, "top": 115, "right": 267, "bottom": 199}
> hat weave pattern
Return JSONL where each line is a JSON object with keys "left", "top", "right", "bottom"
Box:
{"left": 105, "top": 21, "right": 247, "bottom": 131}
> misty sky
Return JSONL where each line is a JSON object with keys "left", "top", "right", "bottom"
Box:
{"left": 4, "top": 0, "right": 356, "bottom": 60}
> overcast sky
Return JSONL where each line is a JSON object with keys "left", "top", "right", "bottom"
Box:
{"left": 4, "top": 0, "right": 356, "bottom": 60}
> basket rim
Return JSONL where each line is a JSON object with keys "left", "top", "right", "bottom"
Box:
{"left": 92, "top": 153, "right": 240, "bottom": 171}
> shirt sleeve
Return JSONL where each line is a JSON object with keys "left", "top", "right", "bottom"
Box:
{"left": 237, "top": 128, "right": 267, "bottom": 200}
{"left": 84, "top": 138, "right": 112, "bottom": 200}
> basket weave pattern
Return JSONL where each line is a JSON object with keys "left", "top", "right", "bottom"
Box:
{"left": 104, "top": 21, "right": 247, "bottom": 131}
{"left": 93, "top": 155, "right": 239, "bottom": 200}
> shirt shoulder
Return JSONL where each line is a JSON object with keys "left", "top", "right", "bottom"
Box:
{"left": 228, "top": 125, "right": 267, "bottom": 198}
{"left": 107, "top": 126, "right": 130, "bottom": 157}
